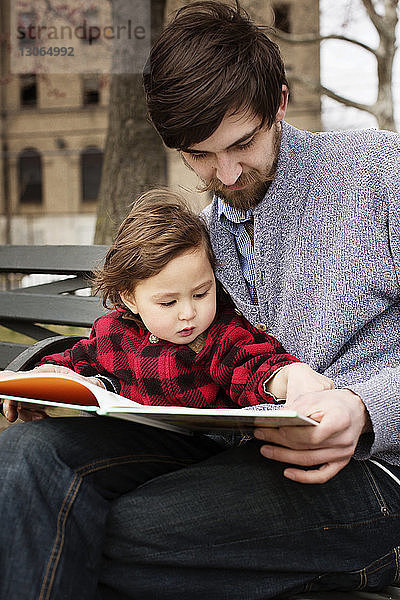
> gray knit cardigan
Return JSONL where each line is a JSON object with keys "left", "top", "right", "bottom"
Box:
{"left": 203, "top": 121, "right": 400, "bottom": 466}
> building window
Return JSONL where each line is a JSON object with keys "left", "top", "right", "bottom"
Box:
{"left": 18, "top": 11, "right": 37, "bottom": 49}
{"left": 273, "top": 4, "right": 291, "bottom": 33}
{"left": 18, "top": 148, "right": 43, "bottom": 204}
{"left": 81, "top": 8, "right": 100, "bottom": 44}
{"left": 82, "top": 76, "right": 100, "bottom": 106}
{"left": 81, "top": 146, "right": 103, "bottom": 202}
{"left": 20, "top": 74, "right": 37, "bottom": 107}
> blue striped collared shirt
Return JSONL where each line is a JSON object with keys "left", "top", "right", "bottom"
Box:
{"left": 216, "top": 196, "right": 255, "bottom": 296}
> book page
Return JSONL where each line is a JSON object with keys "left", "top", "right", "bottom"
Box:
{"left": 0, "top": 373, "right": 99, "bottom": 406}
{"left": 100, "top": 406, "right": 317, "bottom": 434}
{"left": 0, "top": 371, "right": 144, "bottom": 412}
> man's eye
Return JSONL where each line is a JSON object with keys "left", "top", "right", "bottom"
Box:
{"left": 187, "top": 152, "right": 208, "bottom": 161}
{"left": 160, "top": 300, "right": 175, "bottom": 307}
{"left": 237, "top": 138, "right": 255, "bottom": 151}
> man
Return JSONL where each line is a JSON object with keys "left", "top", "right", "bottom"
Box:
{"left": 0, "top": 2, "right": 399, "bottom": 599}
{"left": 143, "top": 0, "right": 399, "bottom": 484}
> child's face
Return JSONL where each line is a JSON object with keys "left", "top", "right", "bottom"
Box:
{"left": 122, "top": 247, "right": 217, "bottom": 345}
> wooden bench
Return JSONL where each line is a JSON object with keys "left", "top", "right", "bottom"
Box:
{"left": 0, "top": 244, "right": 108, "bottom": 371}
{"left": 0, "top": 245, "right": 399, "bottom": 600}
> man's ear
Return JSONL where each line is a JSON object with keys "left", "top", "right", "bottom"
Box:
{"left": 120, "top": 292, "right": 138, "bottom": 314}
{"left": 276, "top": 84, "right": 289, "bottom": 122}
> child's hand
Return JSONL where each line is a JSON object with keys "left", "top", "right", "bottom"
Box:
{"left": 266, "top": 363, "right": 334, "bottom": 402}
{"left": 1, "top": 365, "right": 105, "bottom": 423}
{"left": 33, "top": 364, "right": 106, "bottom": 389}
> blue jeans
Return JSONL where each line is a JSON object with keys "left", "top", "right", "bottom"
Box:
{"left": 0, "top": 416, "right": 399, "bottom": 600}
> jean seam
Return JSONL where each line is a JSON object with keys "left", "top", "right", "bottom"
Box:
{"left": 39, "top": 472, "right": 83, "bottom": 600}
{"left": 76, "top": 454, "right": 194, "bottom": 476}
{"left": 395, "top": 547, "right": 400, "bottom": 584}
{"left": 136, "top": 514, "right": 400, "bottom": 562}
{"left": 357, "top": 554, "right": 396, "bottom": 590}
{"left": 303, "top": 580, "right": 314, "bottom": 593}
{"left": 357, "top": 568, "right": 366, "bottom": 590}
{"left": 300, "top": 548, "right": 399, "bottom": 593}
{"left": 361, "top": 461, "right": 390, "bottom": 514}
{"left": 39, "top": 452, "right": 196, "bottom": 600}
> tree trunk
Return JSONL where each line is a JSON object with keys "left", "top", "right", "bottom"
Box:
{"left": 94, "top": 0, "right": 167, "bottom": 244}
{"left": 372, "top": 0, "right": 397, "bottom": 130}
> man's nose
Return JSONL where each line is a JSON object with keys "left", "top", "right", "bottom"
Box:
{"left": 215, "top": 154, "right": 242, "bottom": 186}
{"left": 178, "top": 301, "right": 196, "bottom": 321}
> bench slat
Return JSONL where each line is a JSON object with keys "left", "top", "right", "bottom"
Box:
{"left": 0, "top": 292, "right": 106, "bottom": 327}
{"left": 0, "top": 342, "right": 30, "bottom": 370}
{"left": 0, "top": 246, "right": 107, "bottom": 275}
{"left": 14, "top": 277, "right": 90, "bottom": 295}
{"left": 5, "top": 335, "right": 87, "bottom": 371}
{"left": 0, "top": 320, "right": 65, "bottom": 341}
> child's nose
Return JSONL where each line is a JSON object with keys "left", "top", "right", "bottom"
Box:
{"left": 178, "top": 302, "right": 196, "bottom": 321}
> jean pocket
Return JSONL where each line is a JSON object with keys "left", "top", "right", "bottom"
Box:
{"left": 305, "top": 547, "right": 400, "bottom": 593}
{"left": 362, "top": 460, "right": 400, "bottom": 516}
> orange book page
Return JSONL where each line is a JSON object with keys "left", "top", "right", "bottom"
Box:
{"left": 0, "top": 376, "right": 98, "bottom": 407}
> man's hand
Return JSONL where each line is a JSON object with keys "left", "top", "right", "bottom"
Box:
{"left": 254, "top": 388, "right": 371, "bottom": 484}
{"left": 1, "top": 364, "right": 105, "bottom": 423}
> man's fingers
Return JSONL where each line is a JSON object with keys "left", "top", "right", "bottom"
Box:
{"left": 254, "top": 389, "right": 368, "bottom": 483}
{"left": 254, "top": 422, "right": 350, "bottom": 449}
{"left": 283, "top": 459, "right": 350, "bottom": 484}
{"left": 254, "top": 426, "right": 320, "bottom": 449}
{"left": 259, "top": 443, "right": 354, "bottom": 467}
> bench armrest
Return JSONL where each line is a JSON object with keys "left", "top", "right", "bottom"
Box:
{"left": 6, "top": 335, "right": 86, "bottom": 372}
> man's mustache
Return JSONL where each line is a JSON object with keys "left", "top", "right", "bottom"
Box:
{"left": 197, "top": 169, "right": 273, "bottom": 194}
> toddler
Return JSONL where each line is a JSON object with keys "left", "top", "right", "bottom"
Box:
{"left": 27, "top": 190, "right": 333, "bottom": 411}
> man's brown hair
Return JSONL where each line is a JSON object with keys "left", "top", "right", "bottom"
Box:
{"left": 143, "top": 1, "right": 288, "bottom": 149}
{"left": 93, "top": 189, "right": 216, "bottom": 310}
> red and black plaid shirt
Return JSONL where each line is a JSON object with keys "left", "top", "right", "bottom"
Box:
{"left": 40, "top": 307, "right": 299, "bottom": 408}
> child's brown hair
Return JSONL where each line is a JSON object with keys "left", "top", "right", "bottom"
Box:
{"left": 93, "top": 188, "right": 216, "bottom": 310}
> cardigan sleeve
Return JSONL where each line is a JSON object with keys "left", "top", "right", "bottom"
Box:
{"left": 346, "top": 151, "right": 400, "bottom": 461}
{"left": 208, "top": 315, "right": 300, "bottom": 407}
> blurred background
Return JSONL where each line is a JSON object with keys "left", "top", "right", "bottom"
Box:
{"left": 0, "top": 0, "right": 397, "bottom": 249}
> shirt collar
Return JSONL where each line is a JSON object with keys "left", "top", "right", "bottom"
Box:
{"left": 216, "top": 195, "right": 253, "bottom": 228}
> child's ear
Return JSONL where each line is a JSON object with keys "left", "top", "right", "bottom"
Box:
{"left": 120, "top": 292, "right": 139, "bottom": 314}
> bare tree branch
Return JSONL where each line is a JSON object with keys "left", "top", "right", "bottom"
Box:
{"left": 272, "top": 30, "right": 377, "bottom": 56}
{"left": 361, "top": 0, "right": 384, "bottom": 31}
{"left": 291, "top": 75, "right": 375, "bottom": 115}
{"left": 279, "top": 0, "right": 398, "bottom": 131}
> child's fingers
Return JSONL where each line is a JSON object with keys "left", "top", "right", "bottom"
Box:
{"left": 2, "top": 398, "right": 18, "bottom": 422}
{"left": 17, "top": 402, "right": 49, "bottom": 421}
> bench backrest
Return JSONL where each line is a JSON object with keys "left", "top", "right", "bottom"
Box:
{"left": 0, "top": 245, "right": 109, "bottom": 369}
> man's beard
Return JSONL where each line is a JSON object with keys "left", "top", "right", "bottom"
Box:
{"left": 197, "top": 123, "right": 281, "bottom": 211}
{"left": 199, "top": 169, "right": 272, "bottom": 211}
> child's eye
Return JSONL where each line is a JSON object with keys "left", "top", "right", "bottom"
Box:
{"left": 160, "top": 300, "right": 176, "bottom": 307}
{"left": 193, "top": 291, "right": 209, "bottom": 299}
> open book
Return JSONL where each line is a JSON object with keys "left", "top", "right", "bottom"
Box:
{"left": 0, "top": 371, "right": 317, "bottom": 435}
